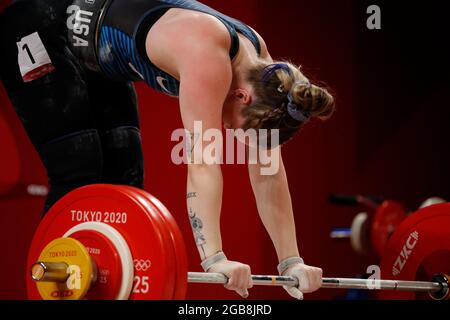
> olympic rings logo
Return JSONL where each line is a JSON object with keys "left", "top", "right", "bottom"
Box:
{"left": 134, "top": 259, "right": 152, "bottom": 271}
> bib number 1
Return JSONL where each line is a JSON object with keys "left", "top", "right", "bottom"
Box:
{"left": 17, "top": 32, "right": 55, "bottom": 82}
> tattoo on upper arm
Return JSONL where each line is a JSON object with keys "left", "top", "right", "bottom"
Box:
{"left": 189, "top": 207, "right": 206, "bottom": 259}
{"left": 186, "top": 132, "right": 201, "bottom": 159}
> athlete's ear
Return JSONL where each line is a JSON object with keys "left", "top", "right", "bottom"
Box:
{"left": 234, "top": 89, "right": 252, "bottom": 105}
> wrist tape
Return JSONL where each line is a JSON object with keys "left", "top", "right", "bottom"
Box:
{"left": 277, "top": 257, "right": 304, "bottom": 275}
{"left": 201, "top": 251, "right": 228, "bottom": 272}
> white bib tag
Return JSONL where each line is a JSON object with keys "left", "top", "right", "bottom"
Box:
{"left": 17, "top": 32, "right": 55, "bottom": 82}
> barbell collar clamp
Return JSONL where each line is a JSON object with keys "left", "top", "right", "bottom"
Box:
{"left": 31, "top": 262, "right": 69, "bottom": 283}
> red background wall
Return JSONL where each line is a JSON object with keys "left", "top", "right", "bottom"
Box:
{"left": 1, "top": 0, "right": 449, "bottom": 300}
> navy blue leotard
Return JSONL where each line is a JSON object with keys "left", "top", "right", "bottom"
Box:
{"left": 98, "top": 0, "right": 261, "bottom": 96}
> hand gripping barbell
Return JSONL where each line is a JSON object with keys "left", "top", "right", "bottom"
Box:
{"left": 26, "top": 184, "right": 450, "bottom": 300}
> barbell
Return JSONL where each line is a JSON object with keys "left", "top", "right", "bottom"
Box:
{"left": 329, "top": 194, "right": 446, "bottom": 257}
{"left": 31, "top": 256, "right": 449, "bottom": 300}
{"left": 330, "top": 200, "right": 407, "bottom": 256}
{"left": 26, "top": 184, "right": 450, "bottom": 300}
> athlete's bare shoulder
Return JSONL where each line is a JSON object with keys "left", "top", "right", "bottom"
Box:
{"left": 146, "top": 8, "right": 232, "bottom": 78}
{"left": 247, "top": 25, "right": 271, "bottom": 59}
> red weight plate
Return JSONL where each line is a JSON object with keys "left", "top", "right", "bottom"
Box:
{"left": 379, "top": 203, "right": 450, "bottom": 299}
{"left": 126, "top": 187, "right": 185, "bottom": 299}
{"left": 133, "top": 188, "right": 188, "bottom": 300}
{"left": 371, "top": 201, "right": 407, "bottom": 257}
{"left": 125, "top": 188, "right": 177, "bottom": 300}
{"left": 414, "top": 251, "right": 450, "bottom": 300}
{"left": 27, "top": 184, "right": 175, "bottom": 300}
{"left": 69, "top": 230, "right": 122, "bottom": 300}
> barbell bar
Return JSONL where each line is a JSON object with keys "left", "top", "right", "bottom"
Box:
{"left": 189, "top": 272, "right": 439, "bottom": 291}
{"left": 31, "top": 261, "right": 449, "bottom": 300}
{"left": 31, "top": 262, "right": 68, "bottom": 283}
{"left": 188, "top": 272, "right": 449, "bottom": 300}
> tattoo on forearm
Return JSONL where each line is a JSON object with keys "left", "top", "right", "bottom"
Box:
{"left": 187, "top": 192, "right": 197, "bottom": 199}
{"left": 189, "top": 207, "right": 206, "bottom": 259}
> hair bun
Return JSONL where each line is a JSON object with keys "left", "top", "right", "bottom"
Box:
{"left": 290, "top": 82, "right": 335, "bottom": 120}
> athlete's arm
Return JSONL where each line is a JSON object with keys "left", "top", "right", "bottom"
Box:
{"left": 180, "top": 53, "right": 229, "bottom": 262}
{"left": 147, "top": 15, "right": 253, "bottom": 297}
{"left": 248, "top": 149, "right": 300, "bottom": 261}
{"left": 248, "top": 149, "right": 323, "bottom": 299}
{"left": 175, "top": 22, "right": 230, "bottom": 263}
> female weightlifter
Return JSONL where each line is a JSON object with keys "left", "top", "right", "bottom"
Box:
{"left": 0, "top": 0, "right": 335, "bottom": 299}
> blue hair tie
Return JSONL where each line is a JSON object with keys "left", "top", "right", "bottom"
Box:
{"left": 286, "top": 81, "right": 312, "bottom": 122}
{"left": 261, "top": 63, "right": 293, "bottom": 83}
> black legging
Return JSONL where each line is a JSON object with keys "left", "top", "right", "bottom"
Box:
{"left": 0, "top": 0, "right": 144, "bottom": 214}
